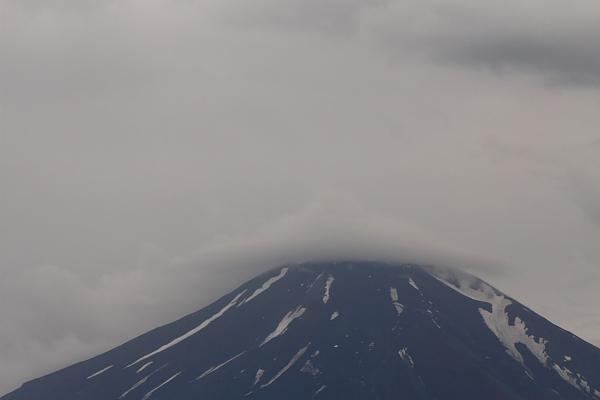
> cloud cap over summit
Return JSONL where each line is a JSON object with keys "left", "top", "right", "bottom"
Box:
{"left": 2, "top": 0, "right": 600, "bottom": 395}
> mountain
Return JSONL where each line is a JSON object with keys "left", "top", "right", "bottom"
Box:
{"left": 3, "top": 261, "right": 600, "bottom": 400}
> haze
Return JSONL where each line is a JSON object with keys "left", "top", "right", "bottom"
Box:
{"left": 2, "top": 0, "right": 600, "bottom": 395}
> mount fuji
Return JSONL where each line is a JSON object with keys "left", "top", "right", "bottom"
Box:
{"left": 3, "top": 261, "right": 600, "bottom": 400}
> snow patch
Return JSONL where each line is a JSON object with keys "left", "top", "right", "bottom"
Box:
{"left": 330, "top": 311, "right": 339, "bottom": 320}
{"left": 120, "top": 365, "right": 168, "bottom": 399}
{"left": 87, "top": 365, "right": 113, "bottom": 379}
{"left": 409, "top": 278, "right": 419, "bottom": 291}
{"left": 479, "top": 308, "right": 548, "bottom": 366}
{"left": 525, "top": 370, "right": 535, "bottom": 380}
{"left": 261, "top": 306, "right": 306, "bottom": 346}
{"left": 398, "top": 348, "right": 415, "bottom": 368}
{"left": 390, "top": 287, "right": 404, "bottom": 315}
{"left": 239, "top": 268, "right": 288, "bottom": 306}
{"left": 120, "top": 376, "right": 149, "bottom": 399}
{"left": 429, "top": 272, "right": 549, "bottom": 368}
{"left": 136, "top": 362, "right": 153, "bottom": 373}
{"left": 126, "top": 290, "right": 246, "bottom": 367}
{"left": 323, "top": 275, "right": 334, "bottom": 304}
{"left": 307, "top": 272, "right": 324, "bottom": 290}
{"left": 313, "top": 385, "right": 326, "bottom": 396}
{"left": 141, "top": 371, "right": 182, "bottom": 400}
{"left": 195, "top": 352, "right": 245, "bottom": 380}
{"left": 553, "top": 364, "right": 581, "bottom": 389}
{"left": 432, "top": 266, "right": 600, "bottom": 398}
{"left": 261, "top": 343, "right": 310, "bottom": 388}
{"left": 300, "top": 360, "right": 320, "bottom": 376}
{"left": 578, "top": 374, "right": 590, "bottom": 393}
{"left": 253, "top": 368, "right": 264, "bottom": 386}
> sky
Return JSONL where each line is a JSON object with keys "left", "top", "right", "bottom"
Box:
{"left": 1, "top": 0, "right": 600, "bottom": 395}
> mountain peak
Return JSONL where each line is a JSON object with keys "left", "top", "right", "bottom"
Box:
{"left": 3, "top": 261, "right": 600, "bottom": 400}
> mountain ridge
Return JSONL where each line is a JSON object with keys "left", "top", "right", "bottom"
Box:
{"left": 3, "top": 261, "right": 600, "bottom": 400}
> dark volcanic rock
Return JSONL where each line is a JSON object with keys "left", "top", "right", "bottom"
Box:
{"left": 3, "top": 261, "right": 600, "bottom": 400}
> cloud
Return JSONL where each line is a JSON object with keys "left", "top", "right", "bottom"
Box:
{"left": 361, "top": 0, "right": 600, "bottom": 86}
{"left": 222, "top": 0, "right": 368, "bottom": 35}
{"left": 0, "top": 192, "right": 510, "bottom": 393}
{"left": 186, "top": 0, "right": 600, "bottom": 86}
{"left": 3, "top": 189, "right": 599, "bottom": 394}
{"left": 7, "top": 0, "right": 600, "bottom": 88}
{"left": 564, "top": 167, "right": 600, "bottom": 229}
{"left": 2, "top": 0, "right": 600, "bottom": 395}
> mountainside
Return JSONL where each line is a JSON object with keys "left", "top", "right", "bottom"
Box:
{"left": 3, "top": 261, "right": 600, "bottom": 400}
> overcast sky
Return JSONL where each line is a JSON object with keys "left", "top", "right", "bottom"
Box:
{"left": 2, "top": 0, "right": 600, "bottom": 395}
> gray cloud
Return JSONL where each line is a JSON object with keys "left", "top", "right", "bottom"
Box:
{"left": 361, "top": 0, "right": 600, "bottom": 86}
{"left": 0, "top": 196, "right": 510, "bottom": 393}
{"left": 223, "top": 0, "right": 367, "bottom": 35}
{"left": 565, "top": 168, "right": 600, "bottom": 229}
{"left": 209, "top": 0, "right": 600, "bottom": 86}
{"left": 2, "top": 0, "right": 600, "bottom": 395}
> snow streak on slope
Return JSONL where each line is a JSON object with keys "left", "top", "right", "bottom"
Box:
{"left": 428, "top": 271, "right": 548, "bottom": 366}
{"left": 323, "top": 275, "right": 334, "bottom": 304}
{"left": 141, "top": 371, "right": 182, "bottom": 400}
{"left": 306, "top": 272, "right": 324, "bottom": 291}
{"left": 86, "top": 365, "right": 113, "bottom": 379}
{"left": 195, "top": 352, "right": 245, "bottom": 380}
{"left": 239, "top": 268, "right": 288, "bottom": 306}
{"left": 390, "top": 287, "right": 404, "bottom": 315}
{"left": 552, "top": 364, "right": 594, "bottom": 396}
{"left": 260, "top": 343, "right": 310, "bottom": 388}
{"left": 126, "top": 290, "right": 247, "bottom": 367}
{"left": 428, "top": 268, "right": 600, "bottom": 395}
{"left": 261, "top": 306, "right": 306, "bottom": 346}
{"left": 120, "top": 364, "right": 167, "bottom": 399}
{"left": 314, "top": 385, "right": 326, "bottom": 396}
{"left": 409, "top": 278, "right": 419, "bottom": 291}
{"left": 253, "top": 368, "right": 265, "bottom": 386}
{"left": 136, "top": 362, "right": 153, "bottom": 373}
{"left": 119, "top": 375, "right": 150, "bottom": 399}
{"left": 398, "top": 348, "right": 415, "bottom": 368}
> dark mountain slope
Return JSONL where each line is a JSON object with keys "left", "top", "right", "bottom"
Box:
{"left": 3, "top": 261, "right": 600, "bottom": 400}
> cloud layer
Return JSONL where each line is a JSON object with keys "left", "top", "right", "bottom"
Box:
{"left": 2, "top": 0, "right": 600, "bottom": 395}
